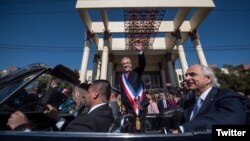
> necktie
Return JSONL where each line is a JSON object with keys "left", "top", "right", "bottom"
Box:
{"left": 191, "top": 97, "right": 202, "bottom": 120}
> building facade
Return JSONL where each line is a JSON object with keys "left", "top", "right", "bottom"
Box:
{"left": 76, "top": 0, "right": 215, "bottom": 89}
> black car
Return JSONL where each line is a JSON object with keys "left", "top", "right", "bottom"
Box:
{"left": 0, "top": 63, "right": 81, "bottom": 130}
{"left": 0, "top": 63, "right": 212, "bottom": 141}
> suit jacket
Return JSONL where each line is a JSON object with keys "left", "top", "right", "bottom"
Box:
{"left": 109, "top": 100, "right": 120, "bottom": 118}
{"left": 181, "top": 87, "right": 247, "bottom": 132}
{"left": 65, "top": 104, "right": 114, "bottom": 132}
{"left": 120, "top": 53, "right": 149, "bottom": 116}
{"left": 157, "top": 99, "right": 168, "bottom": 113}
{"left": 41, "top": 86, "right": 66, "bottom": 109}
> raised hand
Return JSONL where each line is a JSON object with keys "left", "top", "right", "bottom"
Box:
{"left": 134, "top": 42, "right": 143, "bottom": 52}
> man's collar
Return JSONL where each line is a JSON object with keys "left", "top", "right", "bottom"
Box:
{"left": 88, "top": 103, "right": 106, "bottom": 114}
{"left": 199, "top": 87, "right": 212, "bottom": 101}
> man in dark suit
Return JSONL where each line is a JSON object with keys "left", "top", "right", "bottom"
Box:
{"left": 157, "top": 93, "right": 168, "bottom": 114}
{"left": 120, "top": 41, "right": 149, "bottom": 133}
{"left": 64, "top": 80, "right": 113, "bottom": 132}
{"left": 7, "top": 80, "right": 114, "bottom": 132}
{"left": 41, "top": 78, "right": 65, "bottom": 109}
{"left": 171, "top": 64, "right": 247, "bottom": 133}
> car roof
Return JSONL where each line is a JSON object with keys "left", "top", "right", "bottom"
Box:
{"left": 0, "top": 63, "right": 51, "bottom": 88}
{"left": 0, "top": 63, "right": 80, "bottom": 88}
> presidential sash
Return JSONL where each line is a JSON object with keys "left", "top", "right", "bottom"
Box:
{"left": 120, "top": 73, "right": 144, "bottom": 115}
{"left": 120, "top": 73, "right": 144, "bottom": 130}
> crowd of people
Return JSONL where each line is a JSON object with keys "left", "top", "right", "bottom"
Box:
{"left": 5, "top": 42, "right": 249, "bottom": 134}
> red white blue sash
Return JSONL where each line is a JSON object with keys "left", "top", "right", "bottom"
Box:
{"left": 120, "top": 73, "right": 144, "bottom": 116}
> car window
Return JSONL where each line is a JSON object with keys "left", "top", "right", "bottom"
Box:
{"left": 0, "top": 73, "right": 76, "bottom": 115}
{"left": 0, "top": 73, "right": 38, "bottom": 104}
{"left": 0, "top": 64, "right": 85, "bottom": 130}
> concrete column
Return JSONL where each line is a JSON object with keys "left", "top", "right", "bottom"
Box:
{"left": 172, "top": 61, "right": 180, "bottom": 87}
{"left": 80, "top": 31, "right": 93, "bottom": 83}
{"left": 159, "top": 63, "right": 167, "bottom": 90}
{"left": 173, "top": 30, "right": 188, "bottom": 75}
{"left": 92, "top": 54, "right": 100, "bottom": 81}
{"left": 107, "top": 55, "right": 114, "bottom": 86}
{"left": 96, "top": 60, "right": 101, "bottom": 80}
{"left": 166, "top": 53, "right": 178, "bottom": 87}
{"left": 100, "top": 31, "right": 111, "bottom": 80}
{"left": 112, "top": 63, "right": 117, "bottom": 87}
{"left": 189, "top": 30, "right": 208, "bottom": 66}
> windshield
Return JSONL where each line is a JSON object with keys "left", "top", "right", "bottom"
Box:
{"left": 0, "top": 64, "right": 83, "bottom": 131}
{"left": 0, "top": 73, "right": 39, "bottom": 104}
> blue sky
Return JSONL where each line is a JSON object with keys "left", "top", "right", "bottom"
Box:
{"left": 0, "top": 0, "right": 250, "bottom": 70}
